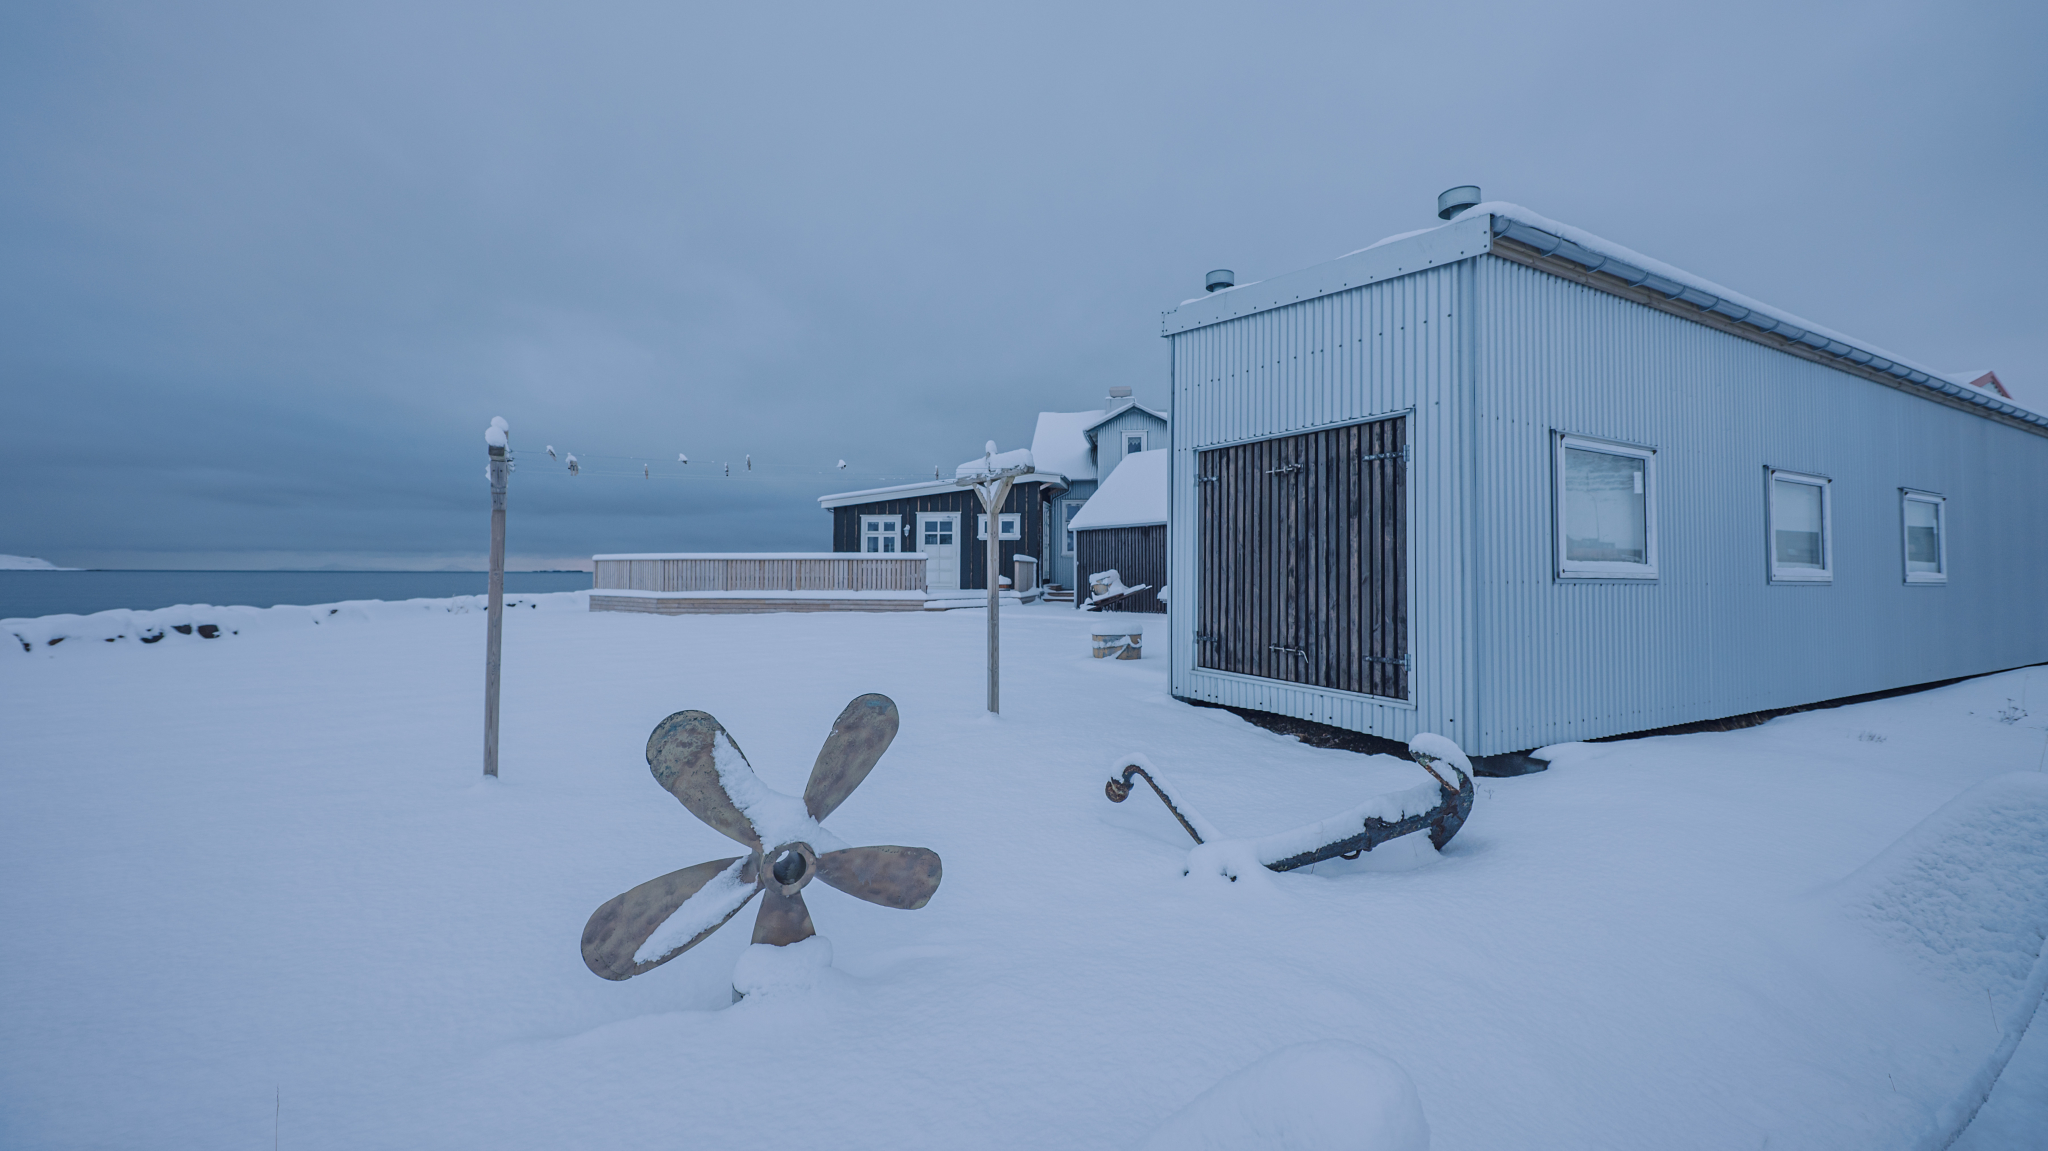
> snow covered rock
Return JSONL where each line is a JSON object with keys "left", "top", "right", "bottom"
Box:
{"left": 1133, "top": 1040, "right": 1429, "bottom": 1151}
{"left": 4, "top": 591, "right": 589, "bottom": 654}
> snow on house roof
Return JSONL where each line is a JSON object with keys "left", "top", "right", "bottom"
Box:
{"left": 817, "top": 472, "right": 1067, "bottom": 509}
{"left": 820, "top": 404, "right": 1171, "bottom": 510}
{"left": 1068, "top": 449, "right": 1168, "bottom": 531}
{"left": 1030, "top": 410, "right": 1106, "bottom": 481}
{"left": 1165, "top": 203, "right": 2046, "bottom": 432}
{"left": 1079, "top": 401, "right": 1169, "bottom": 436}
{"left": 955, "top": 447, "right": 1034, "bottom": 478}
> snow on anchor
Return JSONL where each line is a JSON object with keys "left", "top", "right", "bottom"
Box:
{"left": 1103, "top": 734, "right": 1475, "bottom": 876}
{"left": 580, "top": 694, "right": 942, "bottom": 983}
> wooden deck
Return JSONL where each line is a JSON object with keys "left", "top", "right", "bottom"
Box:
{"left": 590, "top": 592, "right": 926, "bottom": 615}
{"left": 589, "top": 553, "right": 930, "bottom": 615}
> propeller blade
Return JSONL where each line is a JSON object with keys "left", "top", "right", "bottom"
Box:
{"left": 750, "top": 884, "right": 816, "bottom": 947}
{"left": 803, "top": 694, "right": 899, "bottom": 822}
{"left": 646, "top": 710, "right": 762, "bottom": 848}
{"left": 815, "top": 845, "right": 942, "bottom": 910}
{"left": 581, "top": 855, "right": 760, "bottom": 980}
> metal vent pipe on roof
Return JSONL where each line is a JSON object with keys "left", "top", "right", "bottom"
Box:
{"left": 1206, "top": 269, "right": 1234, "bottom": 292}
{"left": 1437, "top": 186, "right": 1482, "bottom": 220}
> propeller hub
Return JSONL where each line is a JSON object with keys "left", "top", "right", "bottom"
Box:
{"left": 768, "top": 841, "right": 817, "bottom": 895}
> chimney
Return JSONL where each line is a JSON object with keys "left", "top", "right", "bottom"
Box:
{"left": 1107, "top": 386, "right": 1132, "bottom": 402}
{"left": 1205, "top": 269, "right": 1235, "bottom": 292}
{"left": 1437, "top": 186, "right": 1481, "bottom": 220}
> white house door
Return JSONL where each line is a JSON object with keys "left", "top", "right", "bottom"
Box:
{"left": 862, "top": 515, "right": 901, "bottom": 553}
{"left": 918, "top": 513, "right": 959, "bottom": 591}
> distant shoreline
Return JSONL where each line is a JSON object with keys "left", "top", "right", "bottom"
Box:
{"left": 0, "top": 569, "right": 595, "bottom": 620}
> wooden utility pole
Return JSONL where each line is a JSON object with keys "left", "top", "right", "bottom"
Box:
{"left": 957, "top": 458, "right": 1031, "bottom": 714}
{"left": 484, "top": 419, "right": 510, "bottom": 777}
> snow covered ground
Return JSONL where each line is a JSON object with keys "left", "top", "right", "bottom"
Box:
{"left": 2, "top": 593, "right": 2044, "bottom": 1149}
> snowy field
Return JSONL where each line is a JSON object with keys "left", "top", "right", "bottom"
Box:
{"left": 3, "top": 593, "right": 2045, "bottom": 1149}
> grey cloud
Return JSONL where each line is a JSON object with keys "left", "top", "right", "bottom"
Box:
{"left": 3, "top": 0, "right": 2042, "bottom": 567}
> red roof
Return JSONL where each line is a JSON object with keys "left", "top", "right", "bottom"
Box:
{"left": 1962, "top": 370, "right": 2013, "bottom": 399}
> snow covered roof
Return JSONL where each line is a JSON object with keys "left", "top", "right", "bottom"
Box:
{"left": 817, "top": 473, "right": 1066, "bottom": 509}
{"left": 955, "top": 447, "right": 1034, "bottom": 478}
{"left": 1030, "top": 410, "right": 1106, "bottom": 481}
{"left": 1162, "top": 203, "right": 2046, "bottom": 433}
{"left": 1079, "top": 401, "right": 1169, "bottom": 436}
{"left": 1068, "top": 449, "right": 1168, "bottom": 531}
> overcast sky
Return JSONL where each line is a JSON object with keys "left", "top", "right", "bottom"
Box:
{"left": 3, "top": 0, "right": 2042, "bottom": 570}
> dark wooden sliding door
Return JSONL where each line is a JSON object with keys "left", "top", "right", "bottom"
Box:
{"left": 1195, "top": 416, "right": 1408, "bottom": 700}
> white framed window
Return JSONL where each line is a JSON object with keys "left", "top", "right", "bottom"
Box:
{"left": 1061, "top": 499, "right": 1086, "bottom": 555}
{"left": 1900, "top": 490, "right": 1946, "bottom": 584}
{"left": 1767, "top": 469, "right": 1832, "bottom": 583}
{"left": 1555, "top": 434, "right": 1657, "bottom": 579}
{"left": 861, "top": 515, "right": 900, "bottom": 553}
{"left": 1123, "top": 430, "right": 1147, "bottom": 457}
{"left": 977, "top": 513, "right": 1022, "bottom": 540}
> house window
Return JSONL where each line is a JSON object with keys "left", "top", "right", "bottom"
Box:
{"left": 977, "top": 513, "right": 1022, "bottom": 540}
{"left": 1768, "top": 470, "right": 1831, "bottom": 582}
{"left": 922, "top": 517, "right": 953, "bottom": 547}
{"left": 1555, "top": 434, "right": 1657, "bottom": 579}
{"left": 1123, "top": 431, "right": 1146, "bottom": 457}
{"left": 1901, "top": 491, "right": 1946, "bottom": 583}
{"left": 1061, "top": 499, "right": 1086, "bottom": 555}
{"left": 861, "top": 515, "right": 900, "bottom": 553}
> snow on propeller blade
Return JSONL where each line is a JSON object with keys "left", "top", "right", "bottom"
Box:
{"left": 1103, "top": 739, "right": 1475, "bottom": 872}
{"left": 580, "top": 694, "right": 942, "bottom": 981}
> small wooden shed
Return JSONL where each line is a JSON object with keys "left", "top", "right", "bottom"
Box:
{"left": 1069, "top": 449, "right": 1168, "bottom": 613}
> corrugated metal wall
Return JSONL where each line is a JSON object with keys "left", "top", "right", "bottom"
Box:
{"left": 1467, "top": 256, "right": 2048, "bottom": 753}
{"left": 1169, "top": 263, "right": 1469, "bottom": 746}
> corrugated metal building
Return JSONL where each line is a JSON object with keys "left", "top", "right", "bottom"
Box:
{"left": 1165, "top": 197, "right": 2048, "bottom": 759}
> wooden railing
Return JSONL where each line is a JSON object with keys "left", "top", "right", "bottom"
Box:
{"left": 592, "top": 553, "right": 928, "bottom": 593}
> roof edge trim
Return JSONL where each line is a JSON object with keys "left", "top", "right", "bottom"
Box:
{"left": 1487, "top": 221, "right": 2048, "bottom": 435}
{"left": 1159, "top": 212, "right": 1494, "bottom": 336}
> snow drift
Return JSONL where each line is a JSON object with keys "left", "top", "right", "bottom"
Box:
{"left": 1134, "top": 1041, "right": 1428, "bottom": 1151}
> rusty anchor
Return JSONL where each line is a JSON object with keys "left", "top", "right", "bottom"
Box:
{"left": 1103, "top": 742, "right": 1473, "bottom": 873}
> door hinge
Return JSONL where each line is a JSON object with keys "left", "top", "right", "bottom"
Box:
{"left": 1361, "top": 444, "right": 1409, "bottom": 463}
{"left": 1362, "top": 654, "right": 1410, "bottom": 667}
{"left": 1265, "top": 463, "right": 1303, "bottom": 476}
